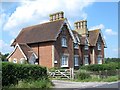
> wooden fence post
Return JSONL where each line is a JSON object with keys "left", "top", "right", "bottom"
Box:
{"left": 70, "top": 68, "right": 74, "bottom": 80}
{"left": 71, "top": 68, "right": 74, "bottom": 80}
{"left": 99, "top": 71, "right": 101, "bottom": 78}
{"left": 105, "top": 70, "right": 107, "bottom": 78}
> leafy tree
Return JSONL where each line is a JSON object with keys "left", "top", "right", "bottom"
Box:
{"left": 105, "top": 58, "right": 120, "bottom": 63}
{"left": 0, "top": 52, "right": 9, "bottom": 61}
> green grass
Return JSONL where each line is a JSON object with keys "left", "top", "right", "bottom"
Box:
{"left": 74, "top": 75, "right": 119, "bottom": 82}
{"left": 3, "top": 79, "right": 53, "bottom": 88}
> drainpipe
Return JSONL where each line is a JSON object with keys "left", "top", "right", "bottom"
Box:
{"left": 38, "top": 43, "right": 39, "bottom": 65}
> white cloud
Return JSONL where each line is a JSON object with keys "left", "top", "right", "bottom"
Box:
{"left": 105, "top": 29, "right": 117, "bottom": 36}
{"left": 89, "top": 24, "right": 105, "bottom": 30}
{"left": 0, "top": 40, "right": 13, "bottom": 54}
{"left": 3, "top": 0, "right": 95, "bottom": 37}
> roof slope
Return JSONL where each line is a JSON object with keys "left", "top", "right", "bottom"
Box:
{"left": 12, "top": 19, "right": 65, "bottom": 46}
{"left": 19, "top": 43, "right": 37, "bottom": 59}
{"left": 88, "top": 29, "right": 100, "bottom": 46}
{"left": 7, "top": 43, "right": 38, "bottom": 60}
{"left": 72, "top": 29, "right": 105, "bottom": 46}
{"left": 72, "top": 30, "right": 86, "bottom": 45}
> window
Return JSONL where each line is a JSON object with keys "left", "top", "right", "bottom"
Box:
{"left": 13, "top": 59, "right": 17, "bottom": 63}
{"left": 74, "top": 55, "right": 79, "bottom": 66}
{"left": 20, "top": 58, "right": 25, "bottom": 64}
{"left": 61, "top": 55, "right": 68, "bottom": 67}
{"left": 74, "top": 43, "right": 79, "bottom": 49}
{"left": 97, "top": 42, "right": 101, "bottom": 50}
{"left": 84, "top": 45, "right": 88, "bottom": 50}
{"left": 84, "top": 55, "right": 89, "bottom": 65}
{"left": 61, "top": 37, "right": 67, "bottom": 47}
{"left": 97, "top": 55, "right": 102, "bottom": 64}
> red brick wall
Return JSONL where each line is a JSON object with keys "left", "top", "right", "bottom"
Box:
{"left": 30, "top": 42, "right": 54, "bottom": 68}
{"left": 39, "top": 42, "right": 53, "bottom": 68}
{"left": 8, "top": 46, "right": 25, "bottom": 63}
{"left": 54, "top": 25, "right": 74, "bottom": 68}
{"left": 94, "top": 34, "right": 105, "bottom": 64}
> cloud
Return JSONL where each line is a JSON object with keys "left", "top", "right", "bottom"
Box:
{"left": 105, "top": 29, "right": 117, "bottom": 36}
{"left": 89, "top": 24, "right": 105, "bottom": 30}
{"left": 0, "top": 40, "right": 13, "bottom": 54}
{"left": 3, "top": 0, "right": 95, "bottom": 37}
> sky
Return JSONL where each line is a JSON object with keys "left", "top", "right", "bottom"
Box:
{"left": 0, "top": 0, "right": 119, "bottom": 58}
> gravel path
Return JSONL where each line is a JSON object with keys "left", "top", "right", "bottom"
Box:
{"left": 52, "top": 80, "right": 115, "bottom": 89}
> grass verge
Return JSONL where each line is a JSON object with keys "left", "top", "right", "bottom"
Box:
{"left": 3, "top": 79, "right": 53, "bottom": 88}
{"left": 74, "top": 75, "right": 119, "bottom": 82}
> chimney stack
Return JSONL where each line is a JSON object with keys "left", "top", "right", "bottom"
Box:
{"left": 49, "top": 11, "right": 64, "bottom": 21}
{"left": 74, "top": 20, "right": 88, "bottom": 36}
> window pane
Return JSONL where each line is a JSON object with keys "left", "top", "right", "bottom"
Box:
{"left": 61, "top": 37, "right": 67, "bottom": 47}
{"left": 61, "top": 55, "right": 68, "bottom": 67}
{"left": 98, "top": 56, "right": 102, "bottom": 64}
{"left": 74, "top": 56, "right": 79, "bottom": 66}
{"left": 84, "top": 56, "right": 89, "bottom": 65}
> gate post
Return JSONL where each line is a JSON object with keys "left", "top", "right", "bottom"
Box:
{"left": 71, "top": 68, "right": 74, "bottom": 80}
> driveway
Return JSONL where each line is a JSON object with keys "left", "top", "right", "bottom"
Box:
{"left": 52, "top": 80, "right": 119, "bottom": 89}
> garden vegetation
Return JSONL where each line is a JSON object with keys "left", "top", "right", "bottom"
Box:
{"left": 2, "top": 62, "right": 53, "bottom": 88}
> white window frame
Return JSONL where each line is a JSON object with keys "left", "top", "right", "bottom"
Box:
{"left": 74, "top": 43, "right": 79, "bottom": 49}
{"left": 61, "top": 54, "right": 69, "bottom": 67}
{"left": 74, "top": 55, "right": 79, "bottom": 66}
{"left": 84, "top": 55, "right": 89, "bottom": 65}
{"left": 13, "top": 58, "right": 17, "bottom": 63}
{"left": 20, "top": 58, "right": 25, "bottom": 64}
{"left": 97, "top": 42, "right": 101, "bottom": 50}
{"left": 84, "top": 45, "right": 88, "bottom": 50}
{"left": 61, "top": 37, "right": 67, "bottom": 47}
{"left": 97, "top": 55, "right": 102, "bottom": 64}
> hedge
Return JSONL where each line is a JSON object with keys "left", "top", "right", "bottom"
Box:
{"left": 75, "top": 71, "right": 91, "bottom": 80}
{"left": 80, "top": 62, "right": 120, "bottom": 71}
{"left": 2, "top": 62, "right": 48, "bottom": 86}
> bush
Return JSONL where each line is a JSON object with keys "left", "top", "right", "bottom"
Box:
{"left": 2, "top": 62, "right": 48, "bottom": 86}
{"left": 80, "top": 62, "right": 120, "bottom": 71}
{"left": 75, "top": 71, "right": 91, "bottom": 80}
{"left": 105, "top": 58, "right": 120, "bottom": 63}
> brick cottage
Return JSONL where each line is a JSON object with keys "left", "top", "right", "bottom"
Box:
{"left": 7, "top": 11, "right": 106, "bottom": 69}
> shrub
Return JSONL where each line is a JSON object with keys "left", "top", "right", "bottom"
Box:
{"left": 2, "top": 62, "right": 48, "bottom": 86}
{"left": 80, "top": 62, "right": 120, "bottom": 71}
{"left": 105, "top": 58, "right": 120, "bottom": 63}
{"left": 75, "top": 71, "right": 91, "bottom": 80}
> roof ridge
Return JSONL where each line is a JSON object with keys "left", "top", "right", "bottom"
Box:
{"left": 88, "top": 29, "right": 100, "bottom": 32}
{"left": 23, "top": 19, "right": 65, "bottom": 30}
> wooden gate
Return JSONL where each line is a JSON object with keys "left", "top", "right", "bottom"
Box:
{"left": 48, "top": 68, "right": 74, "bottom": 80}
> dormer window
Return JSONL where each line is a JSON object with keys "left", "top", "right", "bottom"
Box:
{"left": 61, "top": 37, "right": 67, "bottom": 47}
{"left": 97, "top": 42, "right": 101, "bottom": 50}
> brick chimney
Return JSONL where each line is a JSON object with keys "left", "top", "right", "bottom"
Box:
{"left": 74, "top": 20, "right": 88, "bottom": 36}
{"left": 49, "top": 11, "right": 64, "bottom": 21}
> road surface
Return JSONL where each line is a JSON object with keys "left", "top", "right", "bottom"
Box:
{"left": 52, "top": 80, "right": 119, "bottom": 89}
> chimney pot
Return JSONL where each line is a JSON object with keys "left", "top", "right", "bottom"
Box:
{"left": 74, "top": 20, "right": 88, "bottom": 35}
{"left": 49, "top": 11, "right": 64, "bottom": 21}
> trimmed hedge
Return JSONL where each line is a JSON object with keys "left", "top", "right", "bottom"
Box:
{"left": 2, "top": 62, "right": 48, "bottom": 86}
{"left": 80, "top": 62, "right": 120, "bottom": 71}
{"left": 75, "top": 71, "right": 91, "bottom": 80}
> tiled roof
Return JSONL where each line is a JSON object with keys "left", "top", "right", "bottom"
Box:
{"left": 88, "top": 29, "right": 100, "bottom": 46}
{"left": 72, "top": 29, "right": 100, "bottom": 46}
{"left": 12, "top": 19, "right": 65, "bottom": 46}
{"left": 19, "top": 43, "right": 37, "bottom": 59}
{"left": 72, "top": 30, "right": 86, "bottom": 45}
